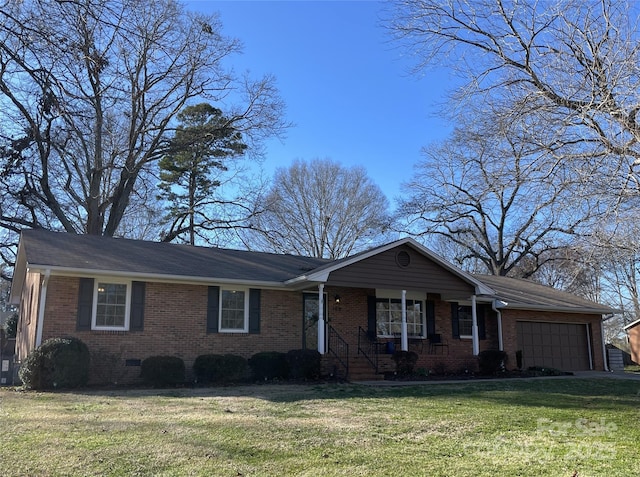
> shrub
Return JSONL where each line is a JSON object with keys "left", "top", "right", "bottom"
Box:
{"left": 4, "top": 312, "right": 17, "bottom": 339}
{"left": 19, "top": 336, "right": 90, "bottom": 390}
{"left": 193, "top": 354, "right": 225, "bottom": 383}
{"left": 286, "top": 349, "right": 321, "bottom": 380}
{"left": 221, "top": 354, "right": 249, "bottom": 382}
{"left": 140, "top": 356, "right": 185, "bottom": 387}
{"left": 392, "top": 350, "right": 419, "bottom": 376}
{"left": 193, "top": 354, "right": 248, "bottom": 384}
{"left": 432, "top": 361, "right": 448, "bottom": 376}
{"left": 478, "top": 349, "right": 508, "bottom": 375}
{"left": 248, "top": 351, "right": 289, "bottom": 381}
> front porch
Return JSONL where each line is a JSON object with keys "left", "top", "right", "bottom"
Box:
{"left": 320, "top": 322, "right": 484, "bottom": 381}
{"left": 295, "top": 242, "right": 500, "bottom": 380}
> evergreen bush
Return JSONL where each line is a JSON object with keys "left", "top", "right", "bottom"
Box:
{"left": 286, "top": 349, "right": 321, "bottom": 380}
{"left": 140, "top": 355, "right": 185, "bottom": 387}
{"left": 392, "top": 350, "right": 419, "bottom": 376}
{"left": 248, "top": 351, "right": 289, "bottom": 381}
{"left": 193, "top": 354, "right": 248, "bottom": 384}
{"left": 478, "top": 349, "right": 508, "bottom": 375}
{"left": 19, "top": 336, "right": 90, "bottom": 390}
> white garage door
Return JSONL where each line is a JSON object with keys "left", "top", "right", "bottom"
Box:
{"left": 516, "top": 321, "right": 592, "bottom": 371}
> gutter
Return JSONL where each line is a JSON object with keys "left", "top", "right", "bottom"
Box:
{"left": 24, "top": 265, "right": 290, "bottom": 290}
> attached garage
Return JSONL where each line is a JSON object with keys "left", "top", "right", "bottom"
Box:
{"left": 516, "top": 321, "right": 592, "bottom": 371}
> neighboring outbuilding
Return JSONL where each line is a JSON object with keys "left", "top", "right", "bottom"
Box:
{"left": 10, "top": 230, "right": 616, "bottom": 383}
{"left": 624, "top": 320, "right": 640, "bottom": 365}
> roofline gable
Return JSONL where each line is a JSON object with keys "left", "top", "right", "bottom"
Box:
{"left": 290, "top": 237, "right": 495, "bottom": 295}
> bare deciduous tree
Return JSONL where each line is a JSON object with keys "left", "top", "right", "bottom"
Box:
{"left": 399, "top": 109, "right": 599, "bottom": 276}
{"left": 0, "top": 0, "right": 288, "bottom": 264}
{"left": 388, "top": 0, "right": 640, "bottom": 199}
{"left": 244, "top": 158, "right": 393, "bottom": 259}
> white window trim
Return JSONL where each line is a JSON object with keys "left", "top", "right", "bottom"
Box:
{"left": 456, "top": 304, "right": 473, "bottom": 339}
{"left": 375, "top": 296, "right": 426, "bottom": 339}
{"left": 218, "top": 287, "right": 249, "bottom": 333}
{"left": 92, "top": 279, "right": 132, "bottom": 331}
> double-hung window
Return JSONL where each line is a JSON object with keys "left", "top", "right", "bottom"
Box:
{"left": 456, "top": 305, "right": 473, "bottom": 338}
{"left": 92, "top": 280, "right": 131, "bottom": 330}
{"left": 219, "top": 288, "right": 249, "bottom": 332}
{"left": 376, "top": 298, "right": 425, "bottom": 338}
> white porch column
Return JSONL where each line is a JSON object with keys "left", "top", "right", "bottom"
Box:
{"left": 401, "top": 289, "right": 408, "bottom": 351}
{"left": 317, "top": 284, "right": 325, "bottom": 355}
{"left": 471, "top": 294, "right": 479, "bottom": 356}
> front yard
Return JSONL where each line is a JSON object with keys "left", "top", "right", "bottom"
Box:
{"left": 0, "top": 378, "right": 638, "bottom": 476}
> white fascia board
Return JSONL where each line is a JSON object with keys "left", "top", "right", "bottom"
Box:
{"left": 454, "top": 294, "right": 616, "bottom": 315}
{"left": 498, "top": 302, "right": 618, "bottom": 315}
{"left": 624, "top": 318, "right": 640, "bottom": 330}
{"left": 8, "top": 241, "right": 27, "bottom": 305}
{"left": 23, "top": 265, "right": 290, "bottom": 290}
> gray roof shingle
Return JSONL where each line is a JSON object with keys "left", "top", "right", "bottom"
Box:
{"left": 15, "top": 229, "right": 617, "bottom": 315}
{"left": 20, "top": 229, "right": 329, "bottom": 283}
{"left": 473, "top": 274, "right": 617, "bottom": 314}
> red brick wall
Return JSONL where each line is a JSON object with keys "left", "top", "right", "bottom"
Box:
{"left": 41, "top": 277, "right": 305, "bottom": 384}
{"left": 37, "top": 276, "right": 606, "bottom": 383}
{"left": 326, "top": 287, "right": 605, "bottom": 374}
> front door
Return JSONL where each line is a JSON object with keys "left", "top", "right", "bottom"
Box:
{"left": 303, "top": 293, "right": 327, "bottom": 350}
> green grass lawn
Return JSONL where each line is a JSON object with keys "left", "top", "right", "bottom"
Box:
{"left": 0, "top": 378, "right": 638, "bottom": 476}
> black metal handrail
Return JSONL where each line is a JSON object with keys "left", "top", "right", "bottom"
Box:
{"left": 327, "top": 325, "right": 349, "bottom": 380}
{"left": 357, "top": 326, "right": 378, "bottom": 373}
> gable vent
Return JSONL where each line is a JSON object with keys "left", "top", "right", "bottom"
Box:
{"left": 396, "top": 250, "right": 411, "bottom": 267}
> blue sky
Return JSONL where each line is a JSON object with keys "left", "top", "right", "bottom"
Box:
{"left": 186, "top": 0, "right": 454, "bottom": 202}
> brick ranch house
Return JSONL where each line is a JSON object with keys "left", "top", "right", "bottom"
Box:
{"left": 10, "top": 229, "right": 615, "bottom": 383}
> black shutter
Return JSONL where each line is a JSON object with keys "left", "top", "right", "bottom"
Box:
{"left": 478, "top": 304, "right": 486, "bottom": 340}
{"left": 248, "top": 288, "right": 261, "bottom": 334}
{"left": 76, "top": 278, "right": 94, "bottom": 331}
{"left": 451, "top": 303, "right": 460, "bottom": 339}
{"left": 206, "top": 286, "right": 220, "bottom": 333}
{"left": 130, "top": 281, "right": 145, "bottom": 331}
{"left": 367, "top": 296, "right": 377, "bottom": 340}
{"left": 426, "top": 300, "right": 436, "bottom": 338}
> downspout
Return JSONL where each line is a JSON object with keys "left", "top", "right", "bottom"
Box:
{"left": 317, "top": 284, "right": 325, "bottom": 355}
{"left": 601, "top": 318, "right": 609, "bottom": 372}
{"left": 401, "top": 290, "right": 408, "bottom": 351}
{"left": 492, "top": 300, "right": 508, "bottom": 352}
{"left": 35, "top": 269, "right": 51, "bottom": 347}
{"left": 471, "top": 295, "right": 479, "bottom": 356}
